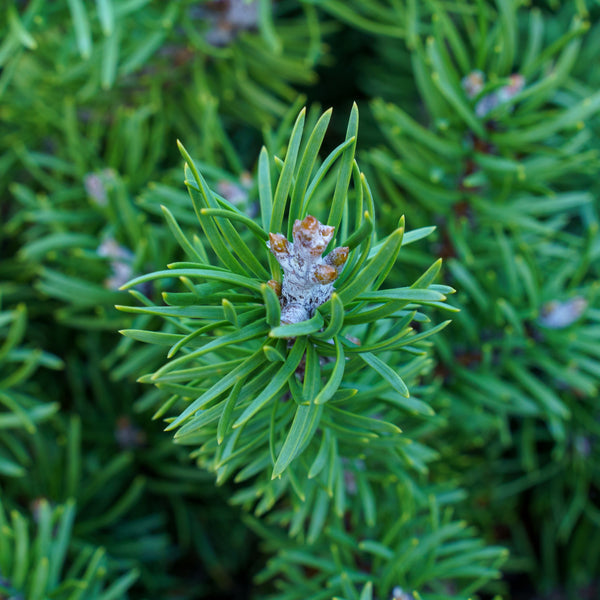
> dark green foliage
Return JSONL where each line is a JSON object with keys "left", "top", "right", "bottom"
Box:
{"left": 359, "top": 0, "right": 600, "bottom": 594}
{"left": 2, "top": 0, "right": 600, "bottom": 598}
{"left": 1, "top": 2, "right": 325, "bottom": 596}
{"left": 256, "top": 483, "right": 507, "bottom": 600}
{"left": 0, "top": 498, "right": 138, "bottom": 600}
{"left": 0, "top": 303, "right": 61, "bottom": 443}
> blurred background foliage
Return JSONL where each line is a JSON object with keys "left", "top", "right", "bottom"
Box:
{"left": 1, "top": 0, "right": 599, "bottom": 599}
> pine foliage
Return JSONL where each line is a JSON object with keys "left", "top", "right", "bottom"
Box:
{"left": 1, "top": 1, "right": 599, "bottom": 599}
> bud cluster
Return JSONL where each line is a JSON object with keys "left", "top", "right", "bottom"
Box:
{"left": 267, "top": 215, "right": 349, "bottom": 324}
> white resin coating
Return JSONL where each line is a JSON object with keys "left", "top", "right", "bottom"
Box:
{"left": 267, "top": 216, "right": 348, "bottom": 325}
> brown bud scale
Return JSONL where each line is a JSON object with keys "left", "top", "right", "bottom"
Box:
{"left": 268, "top": 232, "right": 289, "bottom": 255}
{"left": 314, "top": 264, "right": 338, "bottom": 284}
{"left": 267, "top": 279, "right": 282, "bottom": 297}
